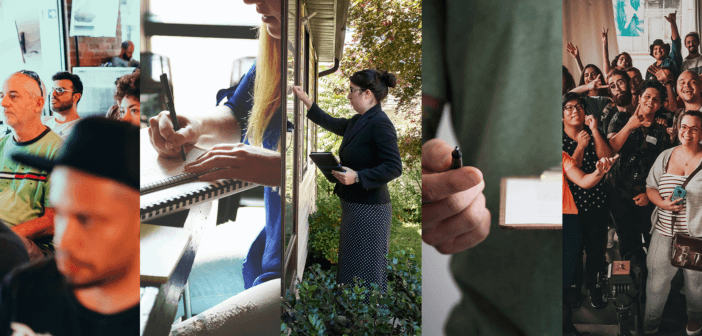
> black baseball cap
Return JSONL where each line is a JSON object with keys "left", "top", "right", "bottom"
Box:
{"left": 12, "top": 118, "right": 139, "bottom": 190}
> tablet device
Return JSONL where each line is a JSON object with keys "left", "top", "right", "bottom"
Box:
{"left": 309, "top": 152, "right": 345, "bottom": 183}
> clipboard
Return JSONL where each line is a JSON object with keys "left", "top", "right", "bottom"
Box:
{"left": 499, "top": 174, "right": 562, "bottom": 230}
{"left": 309, "top": 152, "right": 345, "bottom": 183}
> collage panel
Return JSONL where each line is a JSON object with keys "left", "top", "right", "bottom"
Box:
{"left": 563, "top": 1, "right": 702, "bottom": 335}
{"left": 0, "top": 0, "right": 141, "bottom": 335}
{"left": 141, "top": 0, "right": 421, "bottom": 335}
{"left": 422, "top": 0, "right": 562, "bottom": 335}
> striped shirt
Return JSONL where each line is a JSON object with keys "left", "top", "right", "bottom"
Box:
{"left": 655, "top": 172, "right": 689, "bottom": 237}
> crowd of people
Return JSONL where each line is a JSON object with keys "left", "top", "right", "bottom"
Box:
{"left": 562, "top": 11, "right": 702, "bottom": 336}
{"left": 0, "top": 68, "right": 140, "bottom": 335}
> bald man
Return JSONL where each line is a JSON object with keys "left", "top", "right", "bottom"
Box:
{"left": 672, "top": 70, "right": 702, "bottom": 143}
{"left": 0, "top": 71, "right": 63, "bottom": 259}
{"left": 110, "top": 41, "right": 140, "bottom": 67}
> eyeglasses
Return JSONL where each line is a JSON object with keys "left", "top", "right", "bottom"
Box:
{"left": 564, "top": 104, "right": 585, "bottom": 112}
{"left": 51, "top": 87, "right": 73, "bottom": 95}
{"left": 680, "top": 125, "right": 701, "bottom": 134}
{"left": 349, "top": 87, "right": 364, "bottom": 94}
{"left": 18, "top": 70, "right": 43, "bottom": 97}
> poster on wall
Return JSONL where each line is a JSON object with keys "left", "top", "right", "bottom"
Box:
{"left": 613, "top": 0, "right": 645, "bottom": 37}
{"left": 0, "top": 8, "right": 25, "bottom": 77}
{"left": 69, "top": 0, "right": 119, "bottom": 37}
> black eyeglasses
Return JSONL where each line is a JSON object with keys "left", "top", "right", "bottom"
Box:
{"left": 18, "top": 70, "right": 43, "bottom": 97}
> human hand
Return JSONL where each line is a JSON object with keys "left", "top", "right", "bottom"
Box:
{"left": 292, "top": 86, "right": 313, "bottom": 107}
{"left": 633, "top": 193, "right": 650, "bottom": 206}
{"left": 331, "top": 166, "right": 357, "bottom": 185}
{"left": 148, "top": 111, "right": 200, "bottom": 158}
{"left": 586, "top": 74, "right": 607, "bottom": 91}
{"left": 665, "top": 11, "right": 676, "bottom": 24}
{"left": 566, "top": 42, "right": 580, "bottom": 59}
{"left": 422, "top": 139, "right": 490, "bottom": 254}
{"left": 585, "top": 115, "right": 599, "bottom": 132}
{"left": 649, "top": 65, "right": 671, "bottom": 85}
{"left": 661, "top": 194, "right": 684, "bottom": 212}
{"left": 626, "top": 106, "right": 644, "bottom": 130}
{"left": 576, "top": 130, "right": 591, "bottom": 147}
{"left": 594, "top": 154, "right": 619, "bottom": 175}
{"left": 667, "top": 126, "right": 677, "bottom": 142}
{"left": 601, "top": 27, "right": 609, "bottom": 45}
{"left": 184, "top": 143, "right": 282, "bottom": 186}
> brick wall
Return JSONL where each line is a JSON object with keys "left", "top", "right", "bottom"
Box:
{"left": 65, "top": 0, "right": 123, "bottom": 71}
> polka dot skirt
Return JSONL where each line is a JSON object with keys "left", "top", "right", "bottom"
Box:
{"left": 337, "top": 200, "right": 392, "bottom": 294}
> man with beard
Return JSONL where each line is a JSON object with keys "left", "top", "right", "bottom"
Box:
{"left": 571, "top": 69, "right": 635, "bottom": 139}
{"left": 682, "top": 32, "right": 702, "bottom": 75}
{"left": 646, "top": 12, "right": 682, "bottom": 81}
{"left": 608, "top": 79, "right": 672, "bottom": 272}
{"left": 671, "top": 70, "right": 702, "bottom": 143}
{"left": 626, "top": 67, "right": 644, "bottom": 107}
{"left": 110, "top": 41, "right": 140, "bottom": 68}
{"left": 0, "top": 71, "right": 62, "bottom": 260}
{"left": 0, "top": 118, "right": 139, "bottom": 336}
{"left": 42, "top": 72, "right": 82, "bottom": 140}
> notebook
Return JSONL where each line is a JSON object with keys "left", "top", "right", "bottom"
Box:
{"left": 139, "top": 129, "right": 259, "bottom": 221}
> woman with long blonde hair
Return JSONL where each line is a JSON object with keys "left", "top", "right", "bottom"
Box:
{"left": 148, "top": 0, "right": 283, "bottom": 333}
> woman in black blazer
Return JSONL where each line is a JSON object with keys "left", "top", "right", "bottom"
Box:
{"left": 293, "top": 69, "right": 402, "bottom": 294}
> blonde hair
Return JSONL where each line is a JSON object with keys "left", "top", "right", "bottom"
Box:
{"left": 245, "top": 23, "right": 281, "bottom": 148}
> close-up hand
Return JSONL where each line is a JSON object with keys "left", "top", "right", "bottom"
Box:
{"left": 292, "top": 86, "right": 312, "bottom": 106}
{"left": 566, "top": 42, "right": 580, "bottom": 58}
{"left": 667, "top": 126, "right": 677, "bottom": 142}
{"left": 626, "top": 106, "right": 644, "bottom": 130}
{"left": 601, "top": 27, "right": 608, "bottom": 44}
{"left": 148, "top": 111, "right": 200, "bottom": 158}
{"left": 585, "top": 115, "right": 598, "bottom": 132}
{"left": 633, "top": 192, "right": 650, "bottom": 206}
{"left": 587, "top": 74, "right": 607, "bottom": 91}
{"left": 331, "top": 166, "right": 357, "bottom": 185}
{"left": 184, "top": 143, "right": 281, "bottom": 187}
{"left": 594, "top": 154, "right": 619, "bottom": 175}
{"left": 422, "top": 139, "right": 490, "bottom": 254}
{"left": 661, "top": 194, "right": 684, "bottom": 212}
{"left": 665, "top": 11, "right": 676, "bottom": 24}
{"left": 576, "top": 130, "right": 591, "bottom": 147}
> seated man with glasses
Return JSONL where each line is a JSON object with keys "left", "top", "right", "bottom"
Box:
{"left": 42, "top": 72, "right": 83, "bottom": 140}
{"left": 0, "top": 70, "right": 63, "bottom": 260}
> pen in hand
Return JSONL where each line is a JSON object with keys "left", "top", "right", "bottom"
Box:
{"left": 423, "top": 146, "right": 463, "bottom": 204}
{"left": 160, "top": 73, "right": 187, "bottom": 161}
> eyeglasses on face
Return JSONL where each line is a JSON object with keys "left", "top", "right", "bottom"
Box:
{"left": 680, "top": 125, "right": 701, "bottom": 134}
{"left": 51, "top": 87, "right": 73, "bottom": 95}
{"left": 564, "top": 104, "right": 585, "bottom": 112}
{"left": 349, "top": 87, "right": 364, "bottom": 94}
{"left": 18, "top": 70, "right": 43, "bottom": 97}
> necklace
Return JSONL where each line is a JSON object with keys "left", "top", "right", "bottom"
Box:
{"left": 682, "top": 150, "right": 701, "bottom": 167}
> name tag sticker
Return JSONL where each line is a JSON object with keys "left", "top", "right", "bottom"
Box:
{"left": 646, "top": 135, "right": 657, "bottom": 145}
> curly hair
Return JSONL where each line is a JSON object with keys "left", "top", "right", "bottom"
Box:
{"left": 114, "top": 69, "right": 139, "bottom": 103}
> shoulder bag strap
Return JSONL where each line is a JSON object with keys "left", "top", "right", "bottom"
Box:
{"left": 670, "top": 158, "right": 702, "bottom": 236}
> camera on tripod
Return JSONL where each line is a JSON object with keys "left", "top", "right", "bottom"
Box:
{"left": 596, "top": 260, "right": 645, "bottom": 336}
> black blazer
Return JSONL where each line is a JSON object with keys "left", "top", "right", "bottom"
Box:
{"left": 307, "top": 103, "right": 402, "bottom": 204}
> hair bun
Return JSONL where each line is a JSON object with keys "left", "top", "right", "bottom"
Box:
{"left": 378, "top": 70, "right": 397, "bottom": 88}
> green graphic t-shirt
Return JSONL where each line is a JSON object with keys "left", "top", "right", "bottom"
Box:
{"left": 0, "top": 128, "right": 62, "bottom": 227}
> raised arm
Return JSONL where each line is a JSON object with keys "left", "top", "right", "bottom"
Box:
{"left": 602, "top": 28, "right": 612, "bottom": 76}
{"left": 565, "top": 155, "right": 618, "bottom": 189}
{"left": 570, "top": 74, "right": 608, "bottom": 94}
{"left": 586, "top": 115, "right": 613, "bottom": 158}
{"left": 666, "top": 11, "right": 679, "bottom": 42}
{"left": 609, "top": 109, "right": 643, "bottom": 153}
{"left": 567, "top": 42, "right": 585, "bottom": 76}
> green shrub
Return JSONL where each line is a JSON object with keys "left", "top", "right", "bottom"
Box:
{"left": 282, "top": 250, "right": 422, "bottom": 335}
